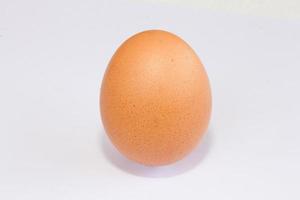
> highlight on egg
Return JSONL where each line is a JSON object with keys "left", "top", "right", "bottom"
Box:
{"left": 100, "top": 30, "right": 212, "bottom": 166}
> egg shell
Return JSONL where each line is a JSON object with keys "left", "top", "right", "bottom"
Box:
{"left": 100, "top": 30, "right": 211, "bottom": 166}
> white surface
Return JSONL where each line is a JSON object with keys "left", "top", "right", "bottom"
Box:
{"left": 145, "top": 0, "right": 300, "bottom": 20}
{"left": 1, "top": 0, "right": 300, "bottom": 199}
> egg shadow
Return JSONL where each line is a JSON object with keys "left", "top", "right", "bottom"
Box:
{"left": 100, "top": 128, "right": 213, "bottom": 178}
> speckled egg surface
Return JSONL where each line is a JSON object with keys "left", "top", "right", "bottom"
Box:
{"left": 100, "top": 30, "right": 211, "bottom": 166}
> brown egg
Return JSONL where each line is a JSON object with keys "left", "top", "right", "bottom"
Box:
{"left": 100, "top": 30, "right": 211, "bottom": 166}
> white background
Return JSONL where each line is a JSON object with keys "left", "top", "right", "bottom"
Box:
{"left": 1, "top": 0, "right": 300, "bottom": 199}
